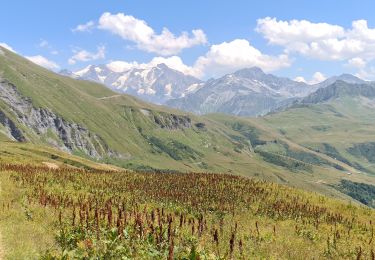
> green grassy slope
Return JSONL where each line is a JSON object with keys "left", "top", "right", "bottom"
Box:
{"left": 260, "top": 97, "right": 375, "bottom": 175}
{"left": 0, "top": 46, "right": 253, "bottom": 173}
{"left": 1, "top": 159, "right": 374, "bottom": 259}
{"left": 1, "top": 46, "right": 375, "bottom": 202}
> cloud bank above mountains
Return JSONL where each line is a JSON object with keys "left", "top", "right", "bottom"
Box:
{"left": 4, "top": 12, "right": 375, "bottom": 81}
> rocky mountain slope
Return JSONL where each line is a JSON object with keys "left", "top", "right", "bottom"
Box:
{"left": 167, "top": 67, "right": 370, "bottom": 116}
{"left": 64, "top": 63, "right": 370, "bottom": 117}
{"left": 167, "top": 67, "right": 314, "bottom": 116}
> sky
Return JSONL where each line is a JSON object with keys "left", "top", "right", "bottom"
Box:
{"left": 2, "top": 0, "right": 375, "bottom": 82}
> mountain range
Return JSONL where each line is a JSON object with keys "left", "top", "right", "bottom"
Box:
{"left": 1, "top": 45, "right": 375, "bottom": 206}
{"left": 61, "top": 63, "right": 203, "bottom": 104}
{"left": 62, "top": 63, "right": 369, "bottom": 116}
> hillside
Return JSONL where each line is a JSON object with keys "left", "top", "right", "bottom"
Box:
{"left": 1, "top": 158, "right": 375, "bottom": 259}
{"left": 1, "top": 46, "right": 253, "bottom": 174}
{"left": 1, "top": 46, "right": 375, "bottom": 205}
{"left": 254, "top": 81, "right": 375, "bottom": 203}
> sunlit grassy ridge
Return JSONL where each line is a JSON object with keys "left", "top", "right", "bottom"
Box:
{"left": 1, "top": 163, "right": 374, "bottom": 259}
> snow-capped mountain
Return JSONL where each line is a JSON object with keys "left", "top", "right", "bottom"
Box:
{"left": 167, "top": 67, "right": 316, "bottom": 116}
{"left": 61, "top": 64, "right": 369, "bottom": 117}
{"left": 166, "top": 67, "right": 370, "bottom": 116}
{"left": 60, "top": 63, "right": 202, "bottom": 104}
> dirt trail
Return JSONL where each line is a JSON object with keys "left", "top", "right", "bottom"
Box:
{"left": 42, "top": 161, "right": 59, "bottom": 169}
{"left": 97, "top": 94, "right": 122, "bottom": 100}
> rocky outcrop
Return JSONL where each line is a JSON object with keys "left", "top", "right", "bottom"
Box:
{"left": 152, "top": 112, "right": 192, "bottom": 130}
{"left": 0, "top": 79, "right": 117, "bottom": 159}
{"left": 0, "top": 110, "right": 25, "bottom": 141}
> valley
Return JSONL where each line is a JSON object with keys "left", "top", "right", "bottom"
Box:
{"left": 1, "top": 44, "right": 375, "bottom": 259}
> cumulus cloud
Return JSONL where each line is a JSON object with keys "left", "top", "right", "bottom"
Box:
{"left": 346, "top": 57, "right": 366, "bottom": 68}
{"left": 294, "top": 76, "right": 306, "bottom": 83}
{"left": 256, "top": 17, "right": 375, "bottom": 62}
{"left": 98, "top": 12, "right": 207, "bottom": 56}
{"left": 0, "top": 42, "right": 16, "bottom": 52}
{"left": 355, "top": 67, "right": 375, "bottom": 80}
{"left": 26, "top": 55, "right": 60, "bottom": 70}
{"left": 107, "top": 56, "right": 197, "bottom": 76}
{"left": 72, "top": 21, "right": 95, "bottom": 32}
{"left": 294, "top": 72, "right": 326, "bottom": 85}
{"left": 105, "top": 39, "right": 290, "bottom": 78}
{"left": 106, "top": 60, "right": 140, "bottom": 73}
{"left": 193, "top": 39, "right": 290, "bottom": 78}
{"left": 148, "top": 56, "right": 197, "bottom": 75}
{"left": 68, "top": 46, "right": 105, "bottom": 65}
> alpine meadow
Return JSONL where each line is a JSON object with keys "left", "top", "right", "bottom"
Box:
{"left": 1, "top": 1, "right": 375, "bottom": 259}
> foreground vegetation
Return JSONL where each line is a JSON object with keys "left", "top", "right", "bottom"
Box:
{"left": 0, "top": 163, "right": 374, "bottom": 259}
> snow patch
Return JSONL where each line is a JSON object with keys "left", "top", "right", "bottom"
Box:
{"left": 145, "top": 88, "right": 156, "bottom": 95}
{"left": 98, "top": 75, "right": 106, "bottom": 83}
{"left": 185, "top": 83, "right": 202, "bottom": 93}
{"left": 164, "top": 84, "right": 173, "bottom": 96}
{"left": 75, "top": 65, "right": 91, "bottom": 77}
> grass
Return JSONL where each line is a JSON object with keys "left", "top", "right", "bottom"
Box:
{"left": 1, "top": 162, "right": 375, "bottom": 259}
{"left": 258, "top": 97, "right": 375, "bottom": 175}
{"left": 0, "top": 172, "right": 57, "bottom": 259}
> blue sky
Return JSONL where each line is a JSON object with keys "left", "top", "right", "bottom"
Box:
{"left": 2, "top": 0, "right": 375, "bottom": 81}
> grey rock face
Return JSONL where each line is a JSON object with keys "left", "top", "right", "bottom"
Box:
{"left": 301, "top": 81, "right": 375, "bottom": 105}
{"left": 151, "top": 112, "right": 192, "bottom": 130}
{"left": 0, "top": 109, "right": 25, "bottom": 141}
{"left": 0, "top": 79, "right": 117, "bottom": 159}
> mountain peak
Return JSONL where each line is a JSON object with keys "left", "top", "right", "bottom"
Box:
{"left": 233, "top": 67, "right": 265, "bottom": 78}
{"left": 316, "top": 73, "right": 365, "bottom": 88}
{"left": 156, "top": 63, "right": 169, "bottom": 70}
{"left": 300, "top": 80, "right": 375, "bottom": 105}
{"left": 337, "top": 73, "right": 364, "bottom": 83}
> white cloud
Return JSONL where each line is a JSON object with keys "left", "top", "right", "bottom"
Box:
{"left": 148, "top": 56, "right": 197, "bottom": 75}
{"left": 98, "top": 12, "right": 207, "bottom": 55}
{"left": 106, "top": 56, "right": 197, "bottom": 76}
{"left": 39, "top": 39, "right": 49, "bottom": 48}
{"left": 354, "top": 66, "right": 375, "bottom": 80}
{"left": 0, "top": 42, "right": 16, "bottom": 53}
{"left": 26, "top": 55, "right": 60, "bottom": 70}
{"left": 104, "top": 39, "right": 289, "bottom": 78}
{"left": 310, "top": 72, "right": 326, "bottom": 84}
{"left": 256, "top": 17, "right": 375, "bottom": 62}
{"left": 68, "top": 46, "right": 105, "bottom": 65}
{"left": 72, "top": 21, "right": 95, "bottom": 32}
{"left": 193, "top": 39, "right": 290, "bottom": 78}
{"left": 347, "top": 57, "right": 366, "bottom": 68}
{"left": 294, "top": 76, "right": 306, "bottom": 83}
{"left": 294, "top": 72, "right": 326, "bottom": 85}
{"left": 106, "top": 60, "right": 140, "bottom": 73}
{"left": 105, "top": 39, "right": 290, "bottom": 79}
